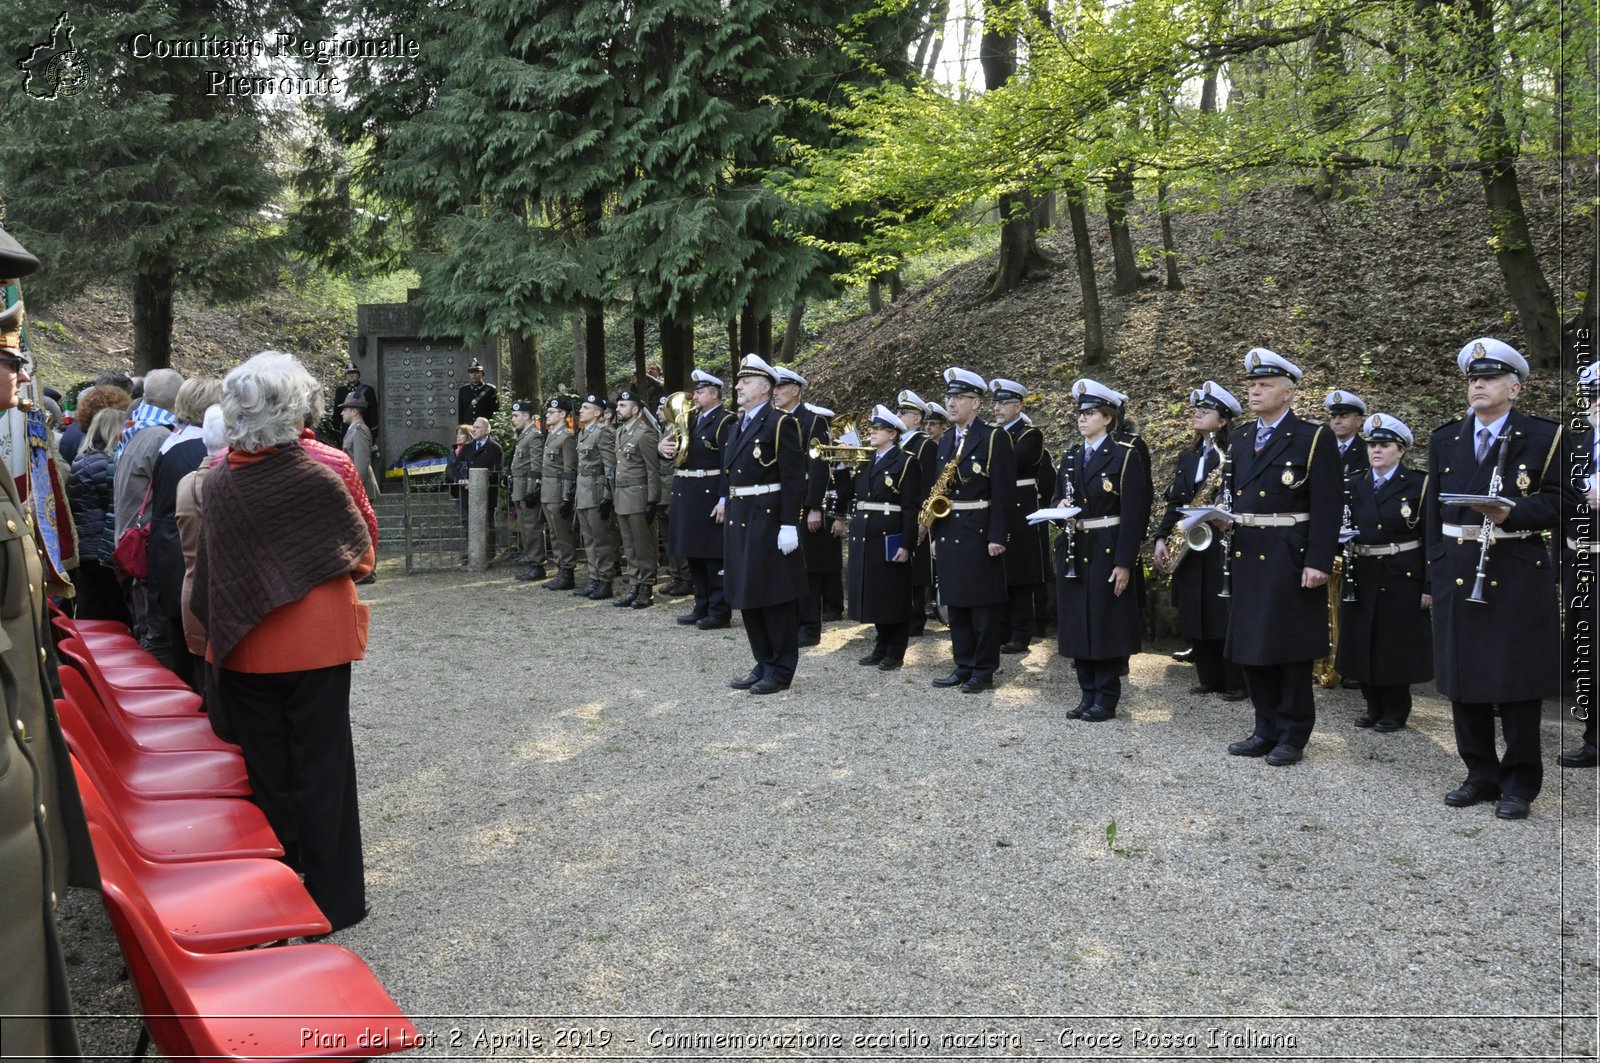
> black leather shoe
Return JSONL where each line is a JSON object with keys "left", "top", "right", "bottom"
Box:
{"left": 1228, "top": 735, "right": 1272, "bottom": 757}
{"left": 999, "top": 641, "right": 1028, "bottom": 654}
{"left": 588, "top": 582, "right": 614, "bottom": 601}
{"left": 1171, "top": 647, "right": 1195, "bottom": 664}
{"left": 661, "top": 581, "right": 695, "bottom": 597}
{"left": 696, "top": 617, "right": 731, "bottom": 630}
{"left": 612, "top": 591, "right": 638, "bottom": 607}
{"left": 1494, "top": 795, "right": 1531, "bottom": 820}
{"left": 1354, "top": 713, "right": 1378, "bottom": 728}
{"left": 1444, "top": 781, "right": 1500, "bottom": 807}
{"left": 1080, "top": 705, "right": 1117, "bottom": 722}
{"left": 544, "top": 571, "right": 576, "bottom": 591}
{"left": 1066, "top": 699, "right": 1093, "bottom": 720}
{"left": 573, "top": 582, "right": 598, "bottom": 598}
{"left": 821, "top": 608, "right": 844, "bottom": 622}
{"left": 750, "top": 678, "right": 790, "bottom": 695}
{"left": 515, "top": 566, "right": 547, "bottom": 582}
{"left": 877, "top": 658, "right": 903, "bottom": 671}
{"left": 676, "top": 612, "right": 707, "bottom": 625}
{"left": 729, "top": 671, "right": 761, "bottom": 690}
{"left": 631, "top": 593, "right": 654, "bottom": 610}
{"left": 1559, "top": 744, "right": 1599, "bottom": 768}
{"left": 798, "top": 630, "right": 822, "bottom": 648}
{"left": 1221, "top": 689, "right": 1249, "bottom": 702}
{"left": 932, "top": 671, "right": 969, "bottom": 688}
{"left": 1373, "top": 718, "right": 1404, "bottom": 733}
{"left": 1190, "top": 684, "right": 1221, "bottom": 695}
{"left": 1341, "top": 677, "right": 1362, "bottom": 690}
{"left": 960, "top": 675, "right": 993, "bottom": 694}
{"left": 1265, "top": 743, "right": 1302, "bottom": 766}
{"left": 858, "top": 649, "right": 887, "bottom": 666}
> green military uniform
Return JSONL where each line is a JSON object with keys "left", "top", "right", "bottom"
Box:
{"left": 573, "top": 399, "right": 620, "bottom": 599}
{"left": 539, "top": 399, "right": 580, "bottom": 590}
{"left": 610, "top": 393, "right": 663, "bottom": 607}
{"left": 508, "top": 408, "right": 547, "bottom": 574}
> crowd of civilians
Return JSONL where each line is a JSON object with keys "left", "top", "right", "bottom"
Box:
{"left": 55, "top": 351, "right": 375, "bottom": 932}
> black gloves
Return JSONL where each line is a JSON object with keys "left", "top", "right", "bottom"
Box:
{"left": 599, "top": 497, "right": 614, "bottom": 521}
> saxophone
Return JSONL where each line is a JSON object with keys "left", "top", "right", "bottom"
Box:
{"left": 1165, "top": 433, "right": 1226, "bottom": 573}
{"left": 919, "top": 452, "right": 960, "bottom": 527}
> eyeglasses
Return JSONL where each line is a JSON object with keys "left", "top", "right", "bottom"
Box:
{"left": 0, "top": 351, "right": 27, "bottom": 374}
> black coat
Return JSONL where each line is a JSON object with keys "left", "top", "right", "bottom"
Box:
{"left": 1337, "top": 435, "right": 1370, "bottom": 479}
{"left": 1335, "top": 463, "right": 1434, "bottom": 685}
{"left": 721, "top": 404, "right": 808, "bottom": 609}
{"left": 791, "top": 404, "right": 842, "bottom": 574}
{"left": 456, "top": 438, "right": 504, "bottom": 513}
{"left": 1426, "top": 409, "right": 1566, "bottom": 701}
{"left": 668, "top": 404, "right": 732, "bottom": 559}
{"left": 843, "top": 447, "right": 923, "bottom": 624}
{"left": 1223, "top": 410, "right": 1343, "bottom": 666}
{"left": 67, "top": 447, "right": 115, "bottom": 564}
{"left": 930, "top": 418, "right": 1015, "bottom": 608}
{"left": 147, "top": 436, "right": 210, "bottom": 616}
{"left": 1002, "top": 418, "right": 1051, "bottom": 587}
{"left": 334, "top": 381, "right": 379, "bottom": 432}
{"left": 457, "top": 382, "right": 499, "bottom": 424}
{"left": 1154, "top": 442, "right": 1230, "bottom": 640}
{"left": 899, "top": 431, "right": 938, "bottom": 588}
{"left": 1053, "top": 437, "right": 1150, "bottom": 660}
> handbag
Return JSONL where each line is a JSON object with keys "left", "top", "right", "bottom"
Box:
{"left": 112, "top": 484, "right": 153, "bottom": 579}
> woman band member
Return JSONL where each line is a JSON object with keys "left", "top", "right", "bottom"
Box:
{"left": 1153, "top": 381, "right": 1246, "bottom": 701}
{"left": 1337, "top": 413, "right": 1433, "bottom": 731}
{"left": 843, "top": 405, "right": 924, "bottom": 670}
{"left": 1053, "top": 378, "right": 1152, "bottom": 721}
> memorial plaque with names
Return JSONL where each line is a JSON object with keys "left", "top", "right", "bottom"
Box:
{"left": 379, "top": 339, "right": 473, "bottom": 464}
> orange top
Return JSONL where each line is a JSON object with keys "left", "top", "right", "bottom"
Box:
{"left": 212, "top": 447, "right": 375, "bottom": 674}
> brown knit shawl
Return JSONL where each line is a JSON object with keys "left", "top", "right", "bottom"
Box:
{"left": 192, "top": 443, "right": 370, "bottom": 668}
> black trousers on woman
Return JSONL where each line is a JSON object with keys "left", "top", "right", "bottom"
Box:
{"left": 217, "top": 662, "right": 367, "bottom": 931}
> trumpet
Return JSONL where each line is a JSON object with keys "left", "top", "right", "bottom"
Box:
{"left": 809, "top": 441, "right": 873, "bottom": 464}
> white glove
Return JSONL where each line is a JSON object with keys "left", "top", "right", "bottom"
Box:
{"left": 778, "top": 525, "right": 799, "bottom": 555}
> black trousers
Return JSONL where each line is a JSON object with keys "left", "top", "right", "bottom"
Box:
{"left": 742, "top": 601, "right": 799, "bottom": 685}
{"left": 1074, "top": 657, "right": 1127, "bottom": 709}
{"left": 948, "top": 604, "right": 1005, "bottom": 680}
{"left": 217, "top": 663, "right": 367, "bottom": 931}
{"left": 823, "top": 568, "right": 844, "bottom": 616}
{"left": 1452, "top": 699, "right": 1543, "bottom": 801}
{"left": 1241, "top": 660, "right": 1316, "bottom": 750}
{"left": 1004, "top": 584, "right": 1040, "bottom": 647}
{"left": 909, "top": 586, "right": 929, "bottom": 635}
{"left": 688, "top": 557, "right": 729, "bottom": 623}
{"left": 799, "top": 573, "right": 824, "bottom": 636}
{"left": 1192, "top": 638, "right": 1244, "bottom": 692}
{"left": 873, "top": 622, "right": 910, "bottom": 661}
{"left": 1360, "top": 683, "right": 1412, "bottom": 724}
{"left": 74, "top": 559, "right": 130, "bottom": 624}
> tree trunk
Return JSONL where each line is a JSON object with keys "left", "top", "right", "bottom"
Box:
{"left": 1465, "top": 0, "right": 1562, "bottom": 368}
{"left": 633, "top": 315, "right": 647, "bottom": 392}
{"left": 1157, "top": 179, "right": 1183, "bottom": 291}
{"left": 1064, "top": 182, "right": 1105, "bottom": 367}
{"left": 131, "top": 266, "right": 174, "bottom": 374}
{"left": 758, "top": 313, "right": 772, "bottom": 357}
{"left": 868, "top": 278, "right": 883, "bottom": 313}
{"left": 508, "top": 331, "right": 539, "bottom": 406}
{"left": 779, "top": 300, "right": 806, "bottom": 362}
{"left": 1308, "top": 21, "right": 1349, "bottom": 202}
{"left": 739, "top": 304, "right": 759, "bottom": 356}
{"left": 584, "top": 302, "right": 607, "bottom": 396}
{"left": 1104, "top": 165, "right": 1141, "bottom": 295}
{"left": 1199, "top": 70, "right": 1218, "bottom": 114}
{"left": 1033, "top": 191, "right": 1056, "bottom": 232}
{"left": 981, "top": 23, "right": 1050, "bottom": 300}
{"left": 888, "top": 272, "right": 904, "bottom": 302}
{"left": 571, "top": 315, "right": 586, "bottom": 397}
{"left": 726, "top": 320, "right": 739, "bottom": 377}
{"left": 660, "top": 307, "right": 693, "bottom": 390}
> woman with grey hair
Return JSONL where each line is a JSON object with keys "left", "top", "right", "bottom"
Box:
{"left": 146, "top": 377, "right": 224, "bottom": 686}
{"left": 192, "top": 350, "right": 373, "bottom": 932}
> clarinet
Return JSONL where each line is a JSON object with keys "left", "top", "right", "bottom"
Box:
{"left": 1340, "top": 480, "right": 1359, "bottom": 604}
{"left": 1061, "top": 453, "right": 1079, "bottom": 580}
{"left": 1466, "top": 426, "right": 1511, "bottom": 604}
{"left": 1217, "top": 443, "right": 1234, "bottom": 599}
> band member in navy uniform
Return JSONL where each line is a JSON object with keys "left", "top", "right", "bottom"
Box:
{"left": 1325, "top": 389, "right": 1370, "bottom": 480}
{"left": 1560, "top": 362, "right": 1600, "bottom": 767}
{"left": 660, "top": 368, "right": 735, "bottom": 629}
{"left": 1152, "top": 381, "right": 1245, "bottom": 701}
{"left": 927, "top": 367, "right": 1016, "bottom": 693}
{"left": 1335, "top": 413, "right": 1433, "bottom": 731}
{"left": 773, "top": 367, "right": 839, "bottom": 647}
{"left": 457, "top": 358, "right": 500, "bottom": 423}
{"left": 1052, "top": 379, "right": 1150, "bottom": 720}
{"left": 992, "top": 378, "right": 1051, "bottom": 655}
{"left": 897, "top": 389, "right": 939, "bottom": 636}
{"left": 720, "top": 355, "right": 808, "bottom": 694}
{"left": 334, "top": 363, "right": 379, "bottom": 435}
{"left": 1428, "top": 339, "right": 1568, "bottom": 818}
{"left": 840, "top": 406, "right": 924, "bottom": 670}
{"left": 1219, "top": 348, "right": 1342, "bottom": 766}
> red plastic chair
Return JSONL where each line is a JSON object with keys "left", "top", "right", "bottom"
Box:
{"left": 58, "top": 666, "right": 234, "bottom": 755}
{"left": 86, "top": 818, "right": 329, "bottom": 952}
{"left": 50, "top": 611, "right": 140, "bottom": 651}
{"left": 96, "top": 870, "right": 418, "bottom": 1062}
{"left": 56, "top": 633, "right": 191, "bottom": 691}
{"left": 57, "top": 697, "right": 249, "bottom": 800}
{"left": 57, "top": 638, "right": 203, "bottom": 719}
{"left": 71, "top": 757, "right": 283, "bottom": 863}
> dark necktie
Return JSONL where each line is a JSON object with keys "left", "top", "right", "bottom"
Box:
{"left": 1475, "top": 427, "right": 1492, "bottom": 464}
{"left": 1254, "top": 424, "right": 1273, "bottom": 455}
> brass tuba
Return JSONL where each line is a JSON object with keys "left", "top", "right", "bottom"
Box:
{"left": 662, "top": 391, "right": 695, "bottom": 468}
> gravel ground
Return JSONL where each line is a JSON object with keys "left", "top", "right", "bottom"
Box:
{"left": 60, "top": 562, "right": 1599, "bottom": 1061}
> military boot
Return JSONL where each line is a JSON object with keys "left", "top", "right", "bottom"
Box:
{"left": 543, "top": 568, "right": 576, "bottom": 591}
{"left": 588, "top": 581, "right": 614, "bottom": 601}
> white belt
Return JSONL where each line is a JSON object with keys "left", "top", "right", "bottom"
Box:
{"left": 728, "top": 483, "right": 781, "bottom": 498}
{"left": 675, "top": 468, "right": 718, "bottom": 478}
{"left": 1441, "top": 522, "right": 1536, "bottom": 542}
{"left": 1352, "top": 540, "right": 1420, "bottom": 557}
{"left": 1568, "top": 538, "right": 1600, "bottom": 555}
{"left": 856, "top": 502, "right": 902, "bottom": 514}
{"left": 949, "top": 500, "right": 991, "bottom": 511}
{"left": 1016, "top": 478, "right": 1037, "bottom": 487}
{"left": 1073, "top": 516, "right": 1122, "bottom": 530}
{"left": 1233, "top": 512, "right": 1311, "bottom": 528}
